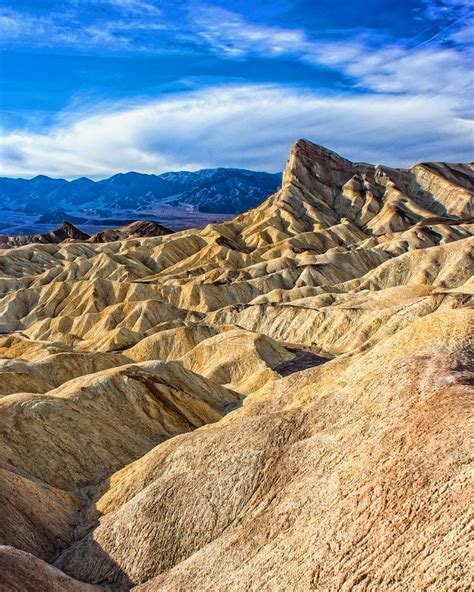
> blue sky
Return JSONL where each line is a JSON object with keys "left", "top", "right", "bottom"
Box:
{"left": 0, "top": 0, "right": 473, "bottom": 178}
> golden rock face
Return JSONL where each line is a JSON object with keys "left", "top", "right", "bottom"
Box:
{"left": 0, "top": 140, "right": 472, "bottom": 591}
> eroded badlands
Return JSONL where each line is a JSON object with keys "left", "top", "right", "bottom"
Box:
{"left": 0, "top": 140, "right": 472, "bottom": 591}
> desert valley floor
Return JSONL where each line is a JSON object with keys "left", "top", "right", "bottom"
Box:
{"left": 0, "top": 140, "right": 472, "bottom": 591}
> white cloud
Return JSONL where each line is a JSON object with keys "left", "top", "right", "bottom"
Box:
{"left": 0, "top": 3, "right": 166, "bottom": 50}
{"left": 87, "top": 0, "right": 162, "bottom": 15}
{"left": 191, "top": 5, "right": 473, "bottom": 120}
{"left": 421, "top": 0, "right": 472, "bottom": 20}
{"left": 312, "top": 42, "right": 472, "bottom": 99}
{"left": 1, "top": 84, "right": 472, "bottom": 179}
{"left": 192, "top": 6, "right": 309, "bottom": 58}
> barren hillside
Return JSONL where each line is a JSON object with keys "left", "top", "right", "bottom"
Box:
{"left": 0, "top": 140, "right": 472, "bottom": 591}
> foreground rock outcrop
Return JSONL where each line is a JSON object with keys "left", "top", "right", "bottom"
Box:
{"left": 0, "top": 140, "right": 472, "bottom": 591}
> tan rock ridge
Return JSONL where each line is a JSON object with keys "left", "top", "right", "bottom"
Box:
{"left": 0, "top": 139, "right": 472, "bottom": 591}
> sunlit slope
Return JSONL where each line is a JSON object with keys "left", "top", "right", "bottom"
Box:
{"left": 0, "top": 140, "right": 472, "bottom": 591}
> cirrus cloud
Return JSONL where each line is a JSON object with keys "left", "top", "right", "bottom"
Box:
{"left": 1, "top": 84, "right": 472, "bottom": 179}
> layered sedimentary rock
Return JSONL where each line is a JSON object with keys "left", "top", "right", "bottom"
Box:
{"left": 0, "top": 140, "right": 472, "bottom": 591}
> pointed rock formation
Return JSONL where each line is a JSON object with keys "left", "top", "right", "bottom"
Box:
{"left": 219, "top": 139, "right": 473, "bottom": 250}
{"left": 88, "top": 220, "right": 173, "bottom": 243}
{"left": 0, "top": 221, "right": 90, "bottom": 248}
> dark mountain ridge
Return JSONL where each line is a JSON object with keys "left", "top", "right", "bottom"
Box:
{"left": 0, "top": 167, "right": 282, "bottom": 215}
{"left": 0, "top": 219, "right": 172, "bottom": 249}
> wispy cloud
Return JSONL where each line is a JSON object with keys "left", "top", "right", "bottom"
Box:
{"left": 192, "top": 6, "right": 308, "bottom": 58}
{"left": 191, "top": 4, "right": 473, "bottom": 120}
{"left": 0, "top": 2, "right": 167, "bottom": 51}
{"left": 1, "top": 84, "right": 472, "bottom": 179}
{"left": 421, "top": 0, "right": 472, "bottom": 20}
{"left": 313, "top": 42, "right": 472, "bottom": 101}
{"left": 85, "top": 0, "right": 162, "bottom": 15}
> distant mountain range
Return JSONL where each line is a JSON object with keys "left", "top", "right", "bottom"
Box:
{"left": 0, "top": 168, "right": 282, "bottom": 218}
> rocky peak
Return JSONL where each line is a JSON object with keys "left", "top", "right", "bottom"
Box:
{"left": 238, "top": 139, "right": 474, "bottom": 245}
{"left": 88, "top": 220, "right": 173, "bottom": 243}
{"left": 282, "top": 139, "right": 354, "bottom": 194}
{"left": 59, "top": 221, "right": 90, "bottom": 240}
